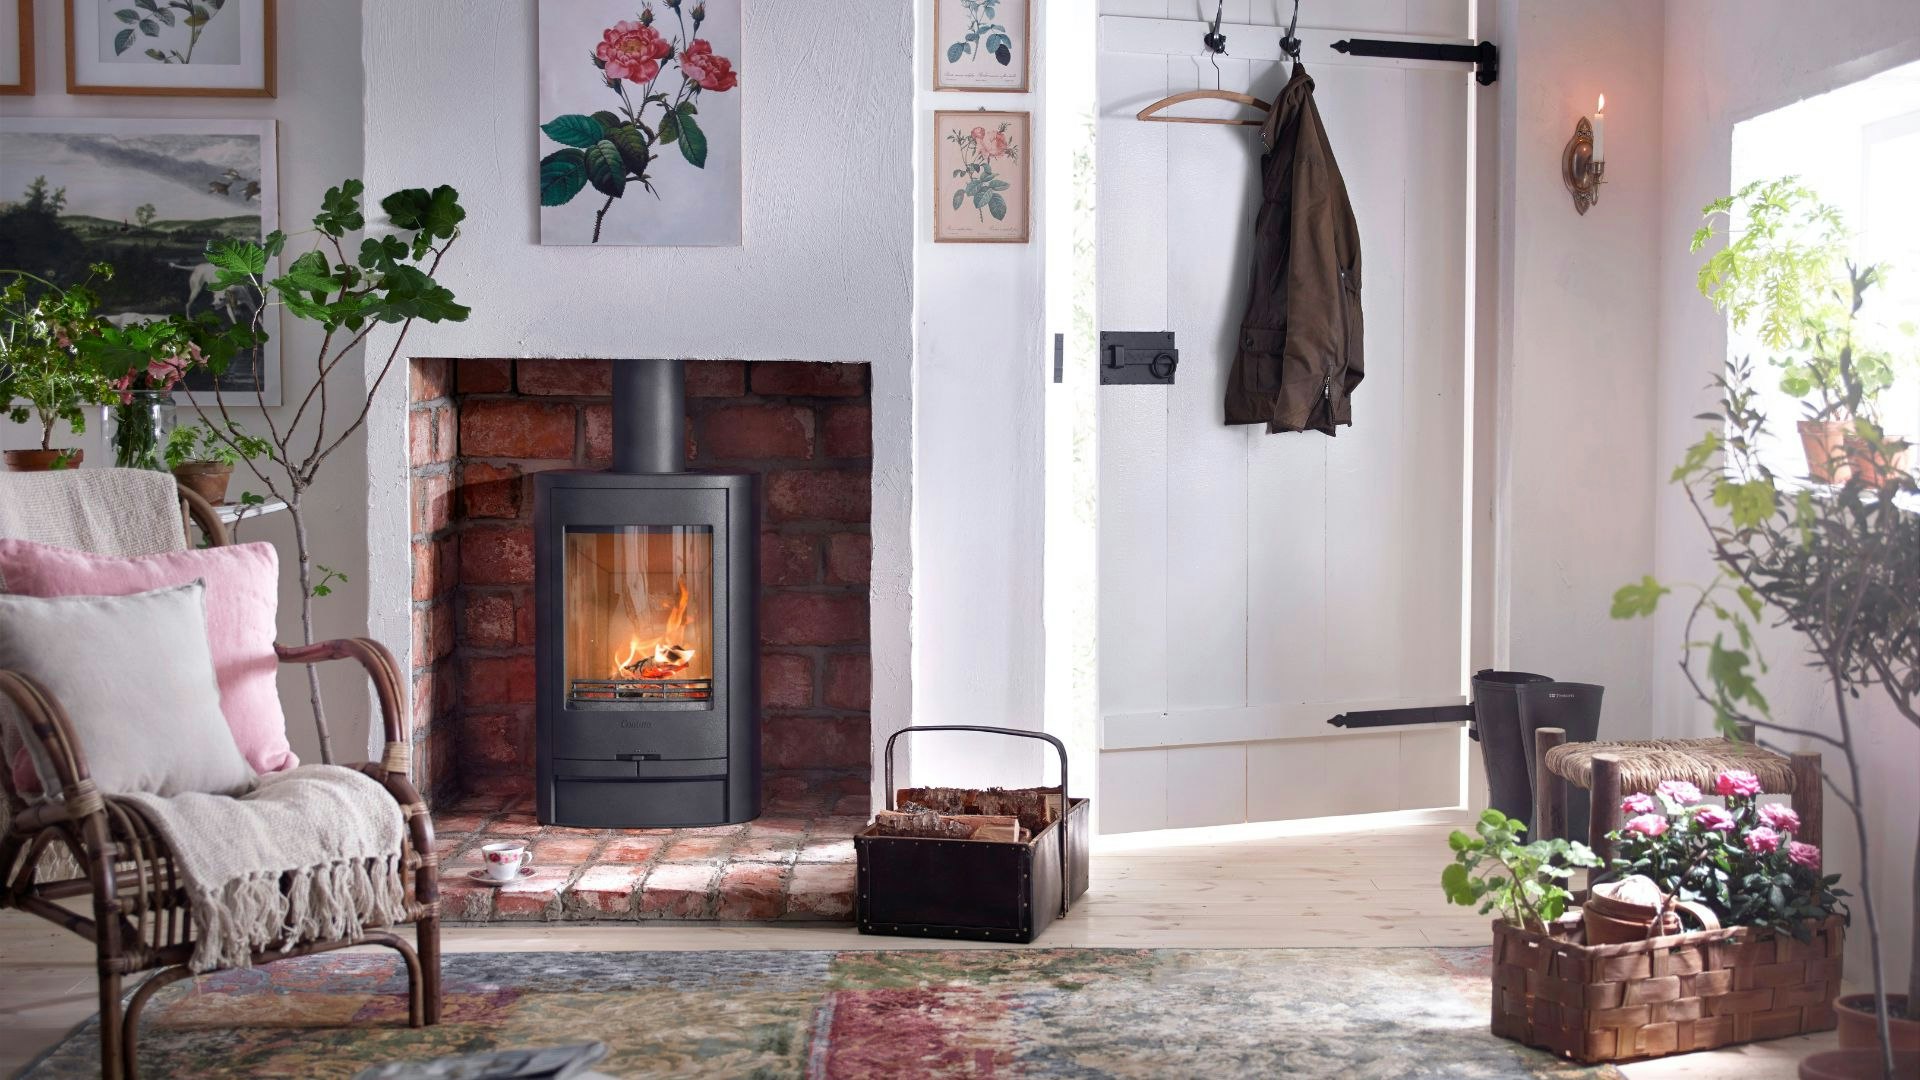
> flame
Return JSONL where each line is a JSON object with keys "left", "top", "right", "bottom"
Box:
{"left": 1596, "top": 93, "right": 1605, "bottom": 113}
{"left": 611, "top": 581, "right": 698, "bottom": 680}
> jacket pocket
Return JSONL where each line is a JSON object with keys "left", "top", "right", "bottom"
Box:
{"left": 1335, "top": 268, "right": 1363, "bottom": 395}
{"left": 1236, "top": 324, "right": 1289, "bottom": 396}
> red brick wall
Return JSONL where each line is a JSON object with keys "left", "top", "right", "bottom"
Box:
{"left": 407, "top": 358, "right": 873, "bottom": 808}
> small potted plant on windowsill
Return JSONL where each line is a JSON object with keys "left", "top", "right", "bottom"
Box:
{"left": 0, "top": 267, "right": 117, "bottom": 471}
{"left": 164, "top": 419, "right": 268, "bottom": 505}
{"left": 1694, "top": 178, "right": 1916, "bottom": 486}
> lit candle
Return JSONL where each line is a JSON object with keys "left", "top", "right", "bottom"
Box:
{"left": 1591, "top": 94, "right": 1606, "bottom": 163}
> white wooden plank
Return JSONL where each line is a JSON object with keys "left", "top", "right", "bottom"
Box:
{"left": 1163, "top": 53, "right": 1255, "bottom": 714}
{"left": 1397, "top": 726, "right": 1465, "bottom": 809}
{"left": 1248, "top": 735, "right": 1403, "bottom": 821}
{"left": 1163, "top": 743, "right": 1248, "bottom": 828}
{"left": 1103, "top": 696, "right": 1465, "bottom": 749}
{"left": 1097, "top": 45, "right": 1172, "bottom": 719}
{"left": 1101, "top": 16, "right": 1477, "bottom": 68}
{"left": 1098, "top": 749, "right": 1170, "bottom": 834}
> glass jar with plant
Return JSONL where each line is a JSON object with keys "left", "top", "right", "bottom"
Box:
{"left": 164, "top": 419, "right": 268, "bottom": 505}
{"left": 0, "top": 266, "right": 117, "bottom": 471}
{"left": 1694, "top": 177, "right": 1916, "bottom": 485}
{"left": 97, "top": 318, "right": 204, "bottom": 471}
{"left": 1441, "top": 809, "right": 1601, "bottom": 932}
{"left": 1613, "top": 180, "right": 1919, "bottom": 1076}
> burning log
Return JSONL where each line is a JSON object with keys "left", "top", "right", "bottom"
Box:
{"left": 625, "top": 643, "right": 696, "bottom": 680}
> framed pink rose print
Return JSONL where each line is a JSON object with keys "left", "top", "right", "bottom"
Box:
{"left": 933, "top": 110, "right": 1030, "bottom": 244}
{"left": 933, "top": 0, "right": 1029, "bottom": 92}
{"left": 536, "top": 0, "right": 742, "bottom": 246}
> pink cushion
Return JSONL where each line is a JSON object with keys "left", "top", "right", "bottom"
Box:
{"left": 0, "top": 539, "right": 295, "bottom": 793}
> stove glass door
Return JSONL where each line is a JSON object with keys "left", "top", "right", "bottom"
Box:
{"left": 562, "top": 525, "right": 714, "bottom": 705}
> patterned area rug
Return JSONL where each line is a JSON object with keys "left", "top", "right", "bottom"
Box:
{"left": 26, "top": 947, "right": 1620, "bottom": 1079}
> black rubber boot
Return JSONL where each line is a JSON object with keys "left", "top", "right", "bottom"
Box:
{"left": 1517, "top": 681, "right": 1605, "bottom": 841}
{"left": 1470, "top": 670, "right": 1551, "bottom": 825}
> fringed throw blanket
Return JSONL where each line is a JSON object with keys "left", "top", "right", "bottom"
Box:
{"left": 117, "top": 764, "right": 409, "bottom": 973}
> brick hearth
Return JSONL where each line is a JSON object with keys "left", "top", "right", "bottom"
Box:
{"left": 406, "top": 358, "right": 873, "bottom": 921}
{"left": 433, "top": 788, "right": 863, "bottom": 923}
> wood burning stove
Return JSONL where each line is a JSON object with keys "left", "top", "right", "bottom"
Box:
{"left": 533, "top": 359, "right": 761, "bottom": 827}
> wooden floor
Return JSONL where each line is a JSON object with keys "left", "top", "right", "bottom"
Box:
{"left": 0, "top": 809, "right": 1829, "bottom": 1077}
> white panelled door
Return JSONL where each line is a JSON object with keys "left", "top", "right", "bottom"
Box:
{"left": 1095, "top": 1, "right": 1475, "bottom": 833}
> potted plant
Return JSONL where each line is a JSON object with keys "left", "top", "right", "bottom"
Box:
{"left": 164, "top": 420, "right": 268, "bottom": 504}
{"left": 1613, "top": 180, "right": 1919, "bottom": 1078}
{"left": 1442, "top": 808, "right": 1599, "bottom": 932}
{"left": 0, "top": 267, "right": 117, "bottom": 471}
{"left": 1693, "top": 178, "right": 1915, "bottom": 485}
{"left": 99, "top": 319, "right": 204, "bottom": 471}
{"left": 88, "top": 180, "right": 470, "bottom": 759}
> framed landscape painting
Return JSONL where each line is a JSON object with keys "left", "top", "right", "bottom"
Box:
{"left": 933, "top": 0, "right": 1029, "bottom": 92}
{"left": 0, "top": 0, "right": 31, "bottom": 94}
{"left": 933, "top": 110, "right": 1030, "bottom": 243}
{"left": 64, "top": 0, "right": 275, "bottom": 97}
{"left": 0, "top": 117, "right": 280, "bottom": 404}
{"left": 536, "top": 0, "right": 742, "bottom": 246}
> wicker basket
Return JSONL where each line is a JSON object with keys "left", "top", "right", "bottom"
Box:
{"left": 1491, "top": 915, "right": 1843, "bottom": 1064}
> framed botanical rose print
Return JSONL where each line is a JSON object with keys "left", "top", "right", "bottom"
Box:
{"left": 933, "top": 110, "right": 1030, "bottom": 244}
{"left": 933, "top": 0, "right": 1029, "bottom": 92}
{"left": 0, "top": 0, "right": 32, "bottom": 95}
{"left": 536, "top": 0, "right": 742, "bottom": 246}
{"left": 64, "top": 0, "right": 276, "bottom": 97}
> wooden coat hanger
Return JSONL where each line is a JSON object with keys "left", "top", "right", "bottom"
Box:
{"left": 1134, "top": 0, "right": 1296, "bottom": 127}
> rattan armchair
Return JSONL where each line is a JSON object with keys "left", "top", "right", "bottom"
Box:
{"left": 0, "top": 484, "right": 440, "bottom": 1080}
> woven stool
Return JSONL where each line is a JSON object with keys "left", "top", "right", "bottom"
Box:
{"left": 1535, "top": 724, "right": 1822, "bottom": 868}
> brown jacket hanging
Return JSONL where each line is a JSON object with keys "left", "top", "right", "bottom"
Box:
{"left": 1225, "top": 63, "right": 1363, "bottom": 435}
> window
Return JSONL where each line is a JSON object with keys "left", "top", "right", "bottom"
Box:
{"left": 1730, "top": 61, "right": 1920, "bottom": 482}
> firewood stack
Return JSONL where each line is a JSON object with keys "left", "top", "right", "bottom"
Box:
{"left": 872, "top": 785, "right": 1063, "bottom": 840}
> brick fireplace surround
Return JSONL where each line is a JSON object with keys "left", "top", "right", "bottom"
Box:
{"left": 406, "top": 358, "right": 872, "bottom": 921}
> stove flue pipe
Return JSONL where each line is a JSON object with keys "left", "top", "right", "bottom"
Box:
{"left": 610, "top": 358, "right": 685, "bottom": 474}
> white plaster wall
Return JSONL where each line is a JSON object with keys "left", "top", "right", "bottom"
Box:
{"left": 1487, "top": 0, "right": 1665, "bottom": 739}
{"left": 0, "top": 0, "right": 370, "bottom": 768}
{"left": 355, "top": 1, "right": 919, "bottom": 780}
{"left": 903, "top": 0, "right": 1052, "bottom": 791}
{"left": 1655, "top": 0, "right": 1920, "bottom": 999}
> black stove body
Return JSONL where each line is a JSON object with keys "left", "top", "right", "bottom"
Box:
{"left": 533, "top": 359, "right": 760, "bottom": 827}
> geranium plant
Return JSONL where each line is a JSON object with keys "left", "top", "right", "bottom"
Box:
{"left": 539, "top": 1, "right": 739, "bottom": 243}
{"left": 946, "top": 121, "right": 1020, "bottom": 224}
{"left": 0, "top": 266, "right": 118, "bottom": 463}
{"left": 1442, "top": 809, "right": 1601, "bottom": 931}
{"left": 1607, "top": 772, "right": 1847, "bottom": 940}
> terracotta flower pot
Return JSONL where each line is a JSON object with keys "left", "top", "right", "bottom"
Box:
{"left": 1835, "top": 993, "right": 1920, "bottom": 1052}
{"left": 1798, "top": 420, "right": 1853, "bottom": 484}
{"left": 4, "top": 448, "right": 83, "bottom": 472}
{"left": 171, "top": 461, "right": 233, "bottom": 505}
{"left": 1797, "top": 1049, "right": 1920, "bottom": 1080}
{"left": 1841, "top": 432, "right": 1915, "bottom": 489}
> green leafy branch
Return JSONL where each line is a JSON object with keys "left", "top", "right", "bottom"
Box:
{"left": 112, "top": 0, "right": 227, "bottom": 64}
{"left": 1441, "top": 809, "right": 1600, "bottom": 930}
{"left": 946, "top": 0, "right": 1013, "bottom": 66}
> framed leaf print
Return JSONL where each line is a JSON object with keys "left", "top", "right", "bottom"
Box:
{"left": 64, "top": 0, "right": 275, "bottom": 97}
{"left": 933, "top": 110, "right": 1030, "bottom": 244}
{"left": 0, "top": 0, "right": 32, "bottom": 95}
{"left": 536, "top": 0, "right": 743, "bottom": 246}
{"left": 933, "top": 0, "right": 1029, "bottom": 93}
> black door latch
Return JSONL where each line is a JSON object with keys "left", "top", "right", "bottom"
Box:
{"left": 1099, "top": 331, "right": 1178, "bottom": 386}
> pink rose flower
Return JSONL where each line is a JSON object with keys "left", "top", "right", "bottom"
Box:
{"left": 1692, "top": 805, "right": 1735, "bottom": 832}
{"left": 970, "top": 126, "right": 988, "bottom": 142}
{"left": 1758, "top": 803, "right": 1800, "bottom": 834}
{"left": 1624, "top": 813, "right": 1669, "bottom": 839}
{"left": 596, "top": 20, "right": 672, "bottom": 83}
{"left": 1715, "top": 769, "right": 1762, "bottom": 798}
{"left": 679, "top": 39, "right": 738, "bottom": 92}
{"left": 1788, "top": 841, "right": 1821, "bottom": 869}
{"left": 1620, "top": 792, "right": 1657, "bottom": 815}
{"left": 983, "top": 129, "right": 1011, "bottom": 158}
{"left": 1656, "top": 779, "right": 1702, "bottom": 805}
{"left": 1745, "top": 825, "right": 1781, "bottom": 854}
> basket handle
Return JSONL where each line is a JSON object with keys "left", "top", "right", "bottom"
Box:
{"left": 1648, "top": 897, "right": 1722, "bottom": 938}
{"left": 881, "top": 724, "right": 1073, "bottom": 918}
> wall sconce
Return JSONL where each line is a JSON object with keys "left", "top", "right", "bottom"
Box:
{"left": 1562, "top": 94, "right": 1606, "bottom": 215}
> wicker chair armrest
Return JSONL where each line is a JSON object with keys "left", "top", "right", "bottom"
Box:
{"left": 274, "top": 638, "right": 410, "bottom": 770}
{"left": 0, "top": 669, "right": 109, "bottom": 822}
